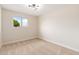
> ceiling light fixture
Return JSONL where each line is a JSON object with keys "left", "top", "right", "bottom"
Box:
{"left": 26, "top": 4, "right": 40, "bottom": 10}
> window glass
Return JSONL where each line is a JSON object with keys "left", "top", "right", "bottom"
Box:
{"left": 12, "top": 16, "right": 28, "bottom": 27}
{"left": 22, "top": 18, "right": 28, "bottom": 27}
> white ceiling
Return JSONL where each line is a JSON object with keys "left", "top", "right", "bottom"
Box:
{"left": 0, "top": 4, "right": 69, "bottom": 16}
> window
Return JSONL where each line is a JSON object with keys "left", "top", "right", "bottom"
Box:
{"left": 12, "top": 16, "right": 28, "bottom": 27}
{"left": 22, "top": 18, "right": 28, "bottom": 27}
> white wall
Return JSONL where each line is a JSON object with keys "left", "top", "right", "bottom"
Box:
{"left": 39, "top": 5, "right": 79, "bottom": 52}
{"left": 0, "top": 6, "right": 2, "bottom": 47}
{"left": 2, "top": 9, "right": 38, "bottom": 45}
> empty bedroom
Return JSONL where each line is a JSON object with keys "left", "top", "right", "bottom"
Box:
{"left": 0, "top": 4, "right": 79, "bottom": 55}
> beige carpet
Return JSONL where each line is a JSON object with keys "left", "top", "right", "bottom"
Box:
{"left": 0, "top": 39, "right": 79, "bottom": 55}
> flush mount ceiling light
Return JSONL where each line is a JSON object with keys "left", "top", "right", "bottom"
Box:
{"left": 28, "top": 4, "right": 39, "bottom": 8}
{"left": 26, "top": 4, "right": 42, "bottom": 11}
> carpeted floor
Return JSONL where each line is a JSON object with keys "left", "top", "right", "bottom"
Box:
{"left": 0, "top": 38, "right": 78, "bottom": 55}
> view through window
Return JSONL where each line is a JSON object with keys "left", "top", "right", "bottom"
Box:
{"left": 12, "top": 16, "right": 28, "bottom": 27}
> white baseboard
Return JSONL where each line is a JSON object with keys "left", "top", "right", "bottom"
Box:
{"left": 2, "top": 36, "right": 37, "bottom": 45}
{"left": 39, "top": 37, "right": 79, "bottom": 53}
